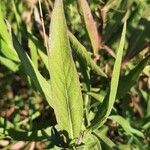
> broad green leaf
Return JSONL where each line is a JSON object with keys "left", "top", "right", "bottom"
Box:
{"left": 90, "top": 22, "right": 126, "bottom": 129}
{"left": 48, "top": 0, "right": 83, "bottom": 139}
{"left": 68, "top": 31, "right": 107, "bottom": 77}
{"left": 109, "top": 115, "right": 144, "bottom": 138}
{"left": 117, "top": 55, "right": 150, "bottom": 98}
{"left": 11, "top": 32, "right": 52, "bottom": 107}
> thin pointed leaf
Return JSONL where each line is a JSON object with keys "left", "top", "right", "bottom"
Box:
{"left": 0, "top": 55, "right": 19, "bottom": 72}
{"left": 77, "top": 0, "right": 101, "bottom": 53}
{"left": 0, "top": 38, "right": 19, "bottom": 62}
{"left": 26, "top": 32, "right": 49, "bottom": 70}
{"left": 117, "top": 55, "right": 150, "bottom": 98}
{"left": 68, "top": 31, "right": 107, "bottom": 77}
{"left": 0, "top": 7, "right": 12, "bottom": 45}
{"left": 48, "top": 0, "right": 83, "bottom": 139}
{"left": 28, "top": 33, "right": 38, "bottom": 68}
{"left": 93, "top": 131, "right": 116, "bottom": 148}
{"left": 91, "top": 22, "right": 126, "bottom": 129}
{"left": 11, "top": 32, "right": 52, "bottom": 107}
{"left": 109, "top": 115, "right": 144, "bottom": 138}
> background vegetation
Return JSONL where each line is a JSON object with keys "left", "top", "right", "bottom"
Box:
{"left": 0, "top": 0, "right": 149, "bottom": 149}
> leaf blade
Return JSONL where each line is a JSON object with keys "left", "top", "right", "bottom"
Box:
{"left": 11, "top": 32, "right": 52, "bottom": 107}
{"left": 91, "top": 22, "right": 127, "bottom": 129}
{"left": 117, "top": 55, "right": 150, "bottom": 98}
{"left": 68, "top": 31, "right": 107, "bottom": 77}
{"left": 48, "top": 0, "right": 83, "bottom": 139}
{"left": 77, "top": 0, "right": 101, "bottom": 53}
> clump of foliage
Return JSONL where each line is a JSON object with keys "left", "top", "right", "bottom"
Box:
{"left": 0, "top": 0, "right": 149, "bottom": 149}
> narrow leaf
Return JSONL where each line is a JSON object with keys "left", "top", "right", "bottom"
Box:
{"left": 48, "top": 0, "right": 83, "bottom": 139}
{"left": 0, "top": 55, "right": 19, "bottom": 72}
{"left": 109, "top": 115, "right": 144, "bottom": 138}
{"left": 117, "top": 55, "right": 150, "bottom": 98}
{"left": 0, "top": 7, "right": 19, "bottom": 62}
{"left": 12, "top": 32, "right": 52, "bottom": 107}
{"left": 68, "top": 31, "right": 107, "bottom": 77}
{"left": 28, "top": 34, "right": 38, "bottom": 68}
{"left": 91, "top": 22, "right": 126, "bottom": 129}
{"left": 106, "top": 21, "right": 126, "bottom": 116}
{"left": 0, "top": 38, "right": 19, "bottom": 62}
{"left": 77, "top": 0, "right": 101, "bottom": 53}
{"left": 0, "top": 7, "right": 12, "bottom": 45}
{"left": 27, "top": 33, "right": 49, "bottom": 70}
{"left": 93, "top": 131, "right": 116, "bottom": 148}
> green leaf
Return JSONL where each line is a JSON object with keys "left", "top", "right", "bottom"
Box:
{"left": 90, "top": 21, "right": 126, "bottom": 129}
{"left": 81, "top": 133, "right": 102, "bottom": 150}
{"left": 93, "top": 128, "right": 116, "bottom": 149}
{"left": 0, "top": 7, "right": 19, "bottom": 62}
{"left": 0, "top": 117, "right": 52, "bottom": 141}
{"left": 28, "top": 34, "right": 38, "bottom": 68}
{"left": 26, "top": 32, "right": 49, "bottom": 70}
{"left": 87, "top": 91, "right": 106, "bottom": 103}
{"left": 0, "top": 7, "right": 11, "bottom": 45}
{"left": 48, "top": 0, "right": 83, "bottom": 139}
{"left": 109, "top": 115, "right": 144, "bottom": 138}
{"left": 68, "top": 31, "right": 107, "bottom": 77}
{"left": 38, "top": 49, "right": 49, "bottom": 70}
{"left": 0, "top": 38, "right": 19, "bottom": 62}
{"left": 106, "top": 22, "right": 126, "bottom": 116}
{"left": 0, "top": 55, "right": 19, "bottom": 72}
{"left": 117, "top": 55, "right": 150, "bottom": 98}
{"left": 11, "top": 32, "right": 52, "bottom": 107}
